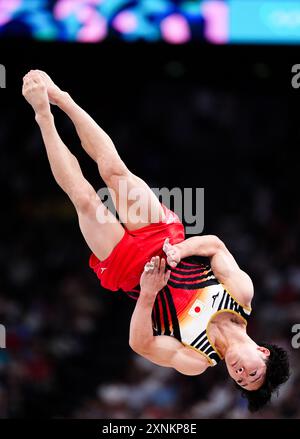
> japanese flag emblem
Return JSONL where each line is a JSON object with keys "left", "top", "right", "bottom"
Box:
{"left": 188, "top": 299, "right": 206, "bottom": 318}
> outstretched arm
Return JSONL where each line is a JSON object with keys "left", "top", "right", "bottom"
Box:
{"left": 129, "top": 257, "right": 208, "bottom": 375}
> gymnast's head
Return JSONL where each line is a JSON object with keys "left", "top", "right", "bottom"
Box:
{"left": 224, "top": 341, "right": 290, "bottom": 411}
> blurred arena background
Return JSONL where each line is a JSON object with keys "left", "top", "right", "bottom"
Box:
{"left": 0, "top": 0, "right": 300, "bottom": 419}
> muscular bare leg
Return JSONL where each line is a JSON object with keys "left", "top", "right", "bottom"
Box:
{"left": 22, "top": 71, "right": 124, "bottom": 261}
{"left": 34, "top": 70, "right": 165, "bottom": 231}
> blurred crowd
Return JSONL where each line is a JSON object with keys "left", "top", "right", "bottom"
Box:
{"left": 0, "top": 75, "right": 300, "bottom": 419}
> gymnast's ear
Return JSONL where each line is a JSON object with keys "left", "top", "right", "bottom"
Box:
{"left": 257, "top": 346, "right": 270, "bottom": 357}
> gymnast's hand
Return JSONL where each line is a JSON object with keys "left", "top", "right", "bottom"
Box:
{"left": 140, "top": 256, "right": 171, "bottom": 298}
{"left": 163, "top": 238, "right": 181, "bottom": 268}
{"left": 22, "top": 71, "right": 51, "bottom": 117}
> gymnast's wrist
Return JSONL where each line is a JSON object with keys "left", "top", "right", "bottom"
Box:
{"left": 174, "top": 243, "right": 184, "bottom": 260}
{"left": 139, "top": 289, "right": 158, "bottom": 304}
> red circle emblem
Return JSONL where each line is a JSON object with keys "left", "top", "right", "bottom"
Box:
{"left": 194, "top": 306, "right": 201, "bottom": 313}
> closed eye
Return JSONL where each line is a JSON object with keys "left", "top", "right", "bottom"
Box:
{"left": 249, "top": 371, "right": 257, "bottom": 377}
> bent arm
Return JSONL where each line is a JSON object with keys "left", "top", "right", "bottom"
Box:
{"left": 129, "top": 255, "right": 168, "bottom": 351}
{"left": 129, "top": 291, "right": 208, "bottom": 375}
{"left": 129, "top": 288, "right": 180, "bottom": 367}
{"left": 128, "top": 255, "right": 177, "bottom": 366}
{"left": 129, "top": 293, "right": 156, "bottom": 353}
{"left": 129, "top": 290, "right": 179, "bottom": 368}
{"left": 175, "top": 235, "right": 225, "bottom": 259}
{"left": 130, "top": 256, "right": 209, "bottom": 375}
{"left": 175, "top": 236, "right": 254, "bottom": 305}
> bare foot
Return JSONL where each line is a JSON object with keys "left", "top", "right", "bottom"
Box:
{"left": 34, "top": 70, "right": 63, "bottom": 105}
{"left": 22, "top": 71, "right": 51, "bottom": 117}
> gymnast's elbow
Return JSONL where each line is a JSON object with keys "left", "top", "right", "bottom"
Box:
{"left": 129, "top": 338, "right": 150, "bottom": 355}
{"left": 207, "top": 235, "right": 226, "bottom": 251}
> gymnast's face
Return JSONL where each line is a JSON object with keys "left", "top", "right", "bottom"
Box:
{"left": 225, "top": 344, "right": 270, "bottom": 391}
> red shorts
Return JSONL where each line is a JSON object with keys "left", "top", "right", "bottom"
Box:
{"left": 89, "top": 204, "right": 185, "bottom": 292}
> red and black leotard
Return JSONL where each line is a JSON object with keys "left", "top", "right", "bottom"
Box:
{"left": 126, "top": 255, "right": 251, "bottom": 366}
{"left": 90, "top": 205, "right": 251, "bottom": 366}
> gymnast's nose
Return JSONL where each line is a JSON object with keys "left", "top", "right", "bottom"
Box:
{"left": 235, "top": 367, "right": 245, "bottom": 375}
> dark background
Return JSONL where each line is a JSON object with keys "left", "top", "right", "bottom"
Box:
{"left": 0, "top": 39, "right": 300, "bottom": 418}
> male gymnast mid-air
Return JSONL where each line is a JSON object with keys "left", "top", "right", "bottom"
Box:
{"left": 22, "top": 70, "right": 289, "bottom": 411}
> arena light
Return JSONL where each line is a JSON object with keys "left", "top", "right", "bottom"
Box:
{"left": 1, "top": 1, "right": 300, "bottom": 44}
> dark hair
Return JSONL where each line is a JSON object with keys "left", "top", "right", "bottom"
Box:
{"left": 236, "top": 343, "right": 290, "bottom": 412}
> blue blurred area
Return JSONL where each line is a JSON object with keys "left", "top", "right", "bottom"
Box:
{"left": 2, "top": 0, "right": 300, "bottom": 44}
{"left": 0, "top": 0, "right": 208, "bottom": 43}
{"left": 230, "top": 1, "right": 300, "bottom": 44}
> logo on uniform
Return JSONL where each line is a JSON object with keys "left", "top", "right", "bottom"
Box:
{"left": 212, "top": 292, "right": 220, "bottom": 308}
{"left": 100, "top": 267, "right": 107, "bottom": 274}
{"left": 188, "top": 299, "right": 206, "bottom": 318}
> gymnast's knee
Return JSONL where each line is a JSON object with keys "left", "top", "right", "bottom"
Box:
{"left": 71, "top": 188, "right": 97, "bottom": 215}
{"left": 100, "top": 162, "right": 131, "bottom": 186}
